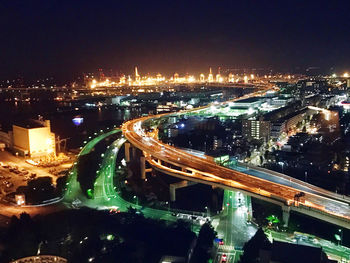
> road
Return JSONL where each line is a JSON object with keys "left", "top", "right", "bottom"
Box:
{"left": 64, "top": 130, "right": 196, "bottom": 224}
{"left": 64, "top": 129, "right": 121, "bottom": 203}
{"left": 214, "top": 190, "right": 256, "bottom": 249}
{"left": 65, "top": 129, "right": 350, "bottom": 262}
{"left": 122, "top": 91, "right": 350, "bottom": 225}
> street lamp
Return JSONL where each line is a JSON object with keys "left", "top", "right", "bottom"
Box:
{"left": 334, "top": 229, "right": 343, "bottom": 246}
{"left": 166, "top": 201, "right": 170, "bottom": 211}
{"left": 205, "top": 206, "right": 209, "bottom": 217}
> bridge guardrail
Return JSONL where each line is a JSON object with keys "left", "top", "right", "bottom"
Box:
{"left": 237, "top": 163, "right": 350, "bottom": 204}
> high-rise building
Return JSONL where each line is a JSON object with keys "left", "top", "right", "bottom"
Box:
{"left": 242, "top": 120, "right": 271, "bottom": 141}
{"left": 213, "top": 136, "right": 223, "bottom": 150}
{"left": 12, "top": 119, "right": 55, "bottom": 157}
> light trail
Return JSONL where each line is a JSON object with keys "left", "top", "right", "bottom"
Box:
{"left": 122, "top": 86, "right": 350, "bottom": 225}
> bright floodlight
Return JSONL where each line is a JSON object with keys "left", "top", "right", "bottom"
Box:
{"left": 72, "top": 117, "right": 84, "bottom": 126}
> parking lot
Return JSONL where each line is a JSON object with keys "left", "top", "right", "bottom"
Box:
{"left": 0, "top": 151, "right": 73, "bottom": 198}
{"left": 0, "top": 163, "right": 37, "bottom": 195}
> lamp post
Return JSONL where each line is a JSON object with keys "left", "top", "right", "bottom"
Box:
{"left": 335, "top": 229, "right": 343, "bottom": 246}
{"left": 205, "top": 206, "right": 209, "bottom": 218}
{"left": 166, "top": 201, "right": 170, "bottom": 211}
{"left": 133, "top": 195, "right": 138, "bottom": 206}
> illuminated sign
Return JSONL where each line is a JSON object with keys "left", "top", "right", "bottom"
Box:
{"left": 72, "top": 117, "right": 84, "bottom": 126}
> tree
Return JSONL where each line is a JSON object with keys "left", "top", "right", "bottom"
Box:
{"left": 197, "top": 222, "right": 217, "bottom": 250}
{"left": 3, "top": 213, "right": 39, "bottom": 260}
{"left": 246, "top": 150, "right": 251, "bottom": 158}
{"left": 264, "top": 150, "right": 269, "bottom": 160}
{"left": 56, "top": 175, "right": 67, "bottom": 196}
{"left": 190, "top": 222, "right": 217, "bottom": 263}
{"left": 239, "top": 228, "right": 271, "bottom": 263}
{"left": 16, "top": 177, "right": 56, "bottom": 204}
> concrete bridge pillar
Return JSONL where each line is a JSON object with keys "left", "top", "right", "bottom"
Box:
{"left": 140, "top": 156, "right": 146, "bottom": 179}
{"left": 282, "top": 205, "right": 291, "bottom": 227}
{"left": 170, "top": 187, "right": 176, "bottom": 202}
{"left": 124, "top": 142, "right": 131, "bottom": 162}
{"left": 132, "top": 146, "right": 138, "bottom": 160}
{"left": 140, "top": 156, "right": 152, "bottom": 180}
{"left": 170, "top": 180, "right": 197, "bottom": 202}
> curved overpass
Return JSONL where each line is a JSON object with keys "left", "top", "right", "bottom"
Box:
{"left": 122, "top": 88, "right": 350, "bottom": 228}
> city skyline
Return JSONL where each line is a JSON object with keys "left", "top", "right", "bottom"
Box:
{"left": 1, "top": 2, "right": 350, "bottom": 263}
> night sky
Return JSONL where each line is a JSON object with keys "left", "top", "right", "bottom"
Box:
{"left": 1, "top": 0, "right": 349, "bottom": 80}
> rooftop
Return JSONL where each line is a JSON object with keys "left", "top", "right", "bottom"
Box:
{"left": 14, "top": 119, "right": 45, "bottom": 129}
{"left": 234, "top": 97, "right": 262, "bottom": 104}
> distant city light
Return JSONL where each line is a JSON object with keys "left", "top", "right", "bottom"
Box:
{"left": 83, "top": 67, "right": 295, "bottom": 90}
{"left": 244, "top": 75, "right": 248, "bottom": 83}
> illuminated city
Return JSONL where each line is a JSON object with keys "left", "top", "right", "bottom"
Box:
{"left": 87, "top": 67, "right": 280, "bottom": 88}
{"left": 1, "top": 1, "right": 350, "bottom": 263}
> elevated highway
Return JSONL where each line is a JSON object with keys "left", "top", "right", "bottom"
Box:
{"left": 122, "top": 89, "right": 350, "bottom": 229}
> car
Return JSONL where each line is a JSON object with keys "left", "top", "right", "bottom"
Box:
{"left": 109, "top": 208, "right": 120, "bottom": 214}
{"left": 215, "top": 238, "right": 224, "bottom": 245}
{"left": 220, "top": 254, "right": 227, "bottom": 262}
